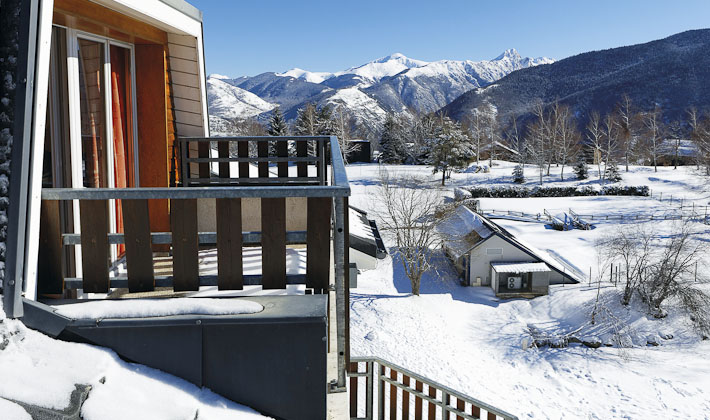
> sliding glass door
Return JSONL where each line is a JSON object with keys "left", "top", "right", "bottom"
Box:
{"left": 45, "top": 25, "right": 139, "bottom": 284}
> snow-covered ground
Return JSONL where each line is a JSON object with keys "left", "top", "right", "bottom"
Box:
{"left": 0, "top": 302, "right": 271, "bottom": 420}
{"left": 346, "top": 162, "right": 710, "bottom": 419}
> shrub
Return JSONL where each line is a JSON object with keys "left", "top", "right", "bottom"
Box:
{"left": 467, "top": 185, "right": 649, "bottom": 198}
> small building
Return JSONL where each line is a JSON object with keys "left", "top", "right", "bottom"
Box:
{"left": 437, "top": 206, "right": 582, "bottom": 298}
{"left": 346, "top": 139, "right": 372, "bottom": 163}
{"left": 657, "top": 138, "right": 699, "bottom": 166}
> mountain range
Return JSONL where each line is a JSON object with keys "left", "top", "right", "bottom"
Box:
{"left": 207, "top": 50, "right": 553, "bottom": 136}
{"left": 441, "top": 29, "right": 710, "bottom": 128}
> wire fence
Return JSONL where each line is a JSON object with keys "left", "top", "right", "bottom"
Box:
{"left": 483, "top": 208, "right": 710, "bottom": 224}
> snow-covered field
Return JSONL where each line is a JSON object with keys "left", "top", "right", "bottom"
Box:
{"left": 0, "top": 303, "right": 271, "bottom": 419}
{"left": 347, "top": 161, "right": 710, "bottom": 419}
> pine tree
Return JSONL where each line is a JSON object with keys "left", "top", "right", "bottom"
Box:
{"left": 267, "top": 107, "right": 288, "bottom": 136}
{"left": 512, "top": 164, "right": 525, "bottom": 183}
{"left": 573, "top": 153, "right": 589, "bottom": 180}
{"left": 604, "top": 160, "right": 622, "bottom": 183}
{"left": 380, "top": 114, "right": 406, "bottom": 163}
{"left": 429, "top": 115, "right": 473, "bottom": 186}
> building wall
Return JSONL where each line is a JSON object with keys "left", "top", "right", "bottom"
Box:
{"left": 467, "top": 235, "right": 540, "bottom": 287}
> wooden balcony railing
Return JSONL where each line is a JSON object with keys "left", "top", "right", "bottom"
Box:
{"left": 38, "top": 136, "right": 352, "bottom": 387}
{"left": 348, "top": 357, "right": 518, "bottom": 420}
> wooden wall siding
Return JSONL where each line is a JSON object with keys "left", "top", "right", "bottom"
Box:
{"left": 167, "top": 33, "right": 204, "bottom": 138}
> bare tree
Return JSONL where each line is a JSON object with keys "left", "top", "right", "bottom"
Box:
{"left": 597, "top": 225, "right": 654, "bottom": 306}
{"left": 616, "top": 94, "right": 639, "bottom": 172}
{"left": 374, "top": 169, "right": 444, "bottom": 295}
{"left": 688, "top": 107, "right": 710, "bottom": 174}
{"left": 526, "top": 117, "right": 547, "bottom": 185}
{"left": 601, "top": 113, "right": 619, "bottom": 183}
{"left": 553, "top": 104, "right": 580, "bottom": 181}
{"left": 586, "top": 111, "right": 605, "bottom": 180}
{"left": 642, "top": 107, "right": 663, "bottom": 172}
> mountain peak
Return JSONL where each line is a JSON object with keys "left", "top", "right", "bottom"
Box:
{"left": 494, "top": 48, "right": 521, "bottom": 61}
{"left": 375, "top": 52, "right": 409, "bottom": 63}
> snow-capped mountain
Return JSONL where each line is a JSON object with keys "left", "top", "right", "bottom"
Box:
{"left": 207, "top": 77, "right": 274, "bottom": 119}
{"left": 207, "top": 50, "right": 553, "bottom": 135}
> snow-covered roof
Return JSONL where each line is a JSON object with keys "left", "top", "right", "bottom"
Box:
{"left": 491, "top": 262, "right": 551, "bottom": 273}
{"left": 437, "top": 206, "right": 494, "bottom": 260}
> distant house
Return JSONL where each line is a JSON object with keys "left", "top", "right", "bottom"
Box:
{"left": 657, "top": 138, "right": 699, "bottom": 166}
{"left": 345, "top": 139, "right": 372, "bottom": 163}
{"left": 437, "top": 206, "right": 582, "bottom": 297}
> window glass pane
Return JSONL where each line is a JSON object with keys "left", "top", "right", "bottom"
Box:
{"left": 77, "top": 38, "right": 107, "bottom": 188}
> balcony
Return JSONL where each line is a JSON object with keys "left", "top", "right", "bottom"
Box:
{"left": 28, "top": 135, "right": 351, "bottom": 420}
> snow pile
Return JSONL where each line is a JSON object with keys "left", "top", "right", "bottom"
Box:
{"left": 0, "top": 297, "right": 271, "bottom": 419}
{"left": 53, "top": 298, "right": 263, "bottom": 320}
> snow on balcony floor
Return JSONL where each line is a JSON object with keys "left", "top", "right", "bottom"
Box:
{"left": 107, "top": 247, "right": 310, "bottom": 298}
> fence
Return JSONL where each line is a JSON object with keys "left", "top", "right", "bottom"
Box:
{"left": 348, "top": 357, "right": 518, "bottom": 420}
{"left": 483, "top": 208, "right": 710, "bottom": 224}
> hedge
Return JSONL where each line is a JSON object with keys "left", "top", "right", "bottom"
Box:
{"left": 466, "top": 185, "right": 649, "bottom": 198}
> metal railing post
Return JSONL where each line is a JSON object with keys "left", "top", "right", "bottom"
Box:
{"left": 377, "top": 363, "right": 385, "bottom": 420}
{"left": 334, "top": 195, "right": 347, "bottom": 389}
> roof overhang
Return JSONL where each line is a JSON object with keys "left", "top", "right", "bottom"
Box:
{"left": 92, "top": 0, "right": 203, "bottom": 37}
{"left": 491, "top": 262, "right": 551, "bottom": 273}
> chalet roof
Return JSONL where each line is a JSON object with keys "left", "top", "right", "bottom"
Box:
{"left": 438, "top": 206, "right": 583, "bottom": 283}
{"left": 436, "top": 206, "right": 494, "bottom": 260}
{"left": 491, "top": 262, "right": 551, "bottom": 273}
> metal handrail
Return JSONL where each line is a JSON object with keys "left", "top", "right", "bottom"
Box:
{"left": 349, "top": 356, "right": 518, "bottom": 420}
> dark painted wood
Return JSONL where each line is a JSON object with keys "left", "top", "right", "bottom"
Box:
{"left": 80, "top": 200, "right": 109, "bottom": 293}
{"left": 488, "top": 411, "right": 497, "bottom": 420}
{"left": 349, "top": 362, "right": 358, "bottom": 418}
{"left": 428, "top": 385, "right": 437, "bottom": 420}
{"left": 170, "top": 199, "right": 199, "bottom": 291}
{"left": 471, "top": 404, "right": 481, "bottom": 419}
{"left": 306, "top": 197, "right": 331, "bottom": 292}
{"left": 217, "top": 198, "right": 243, "bottom": 290}
{"left": 198, "top": 140, "right": 210, "bottom": 180}
{"left": 296, "top": 140, "right": 308, "bottom": 178}
{"left": 238, "top": 140, "right": 249, "bottom": 179}
{"left": 414, "top": 380, "right": 423, "bottom": 420}
{"left": 456, "top": 398, "right": 465, "bottom": 420}
{"left": 276, "top": 139, "right": 288, "bottom": 177}
{"left": 122, "top": 199, "right": 154, "bottom": 292}
{"left": 261, "top": 198, "right": 286, "bottom": 289}
{"left": 390, "top": 368, "right": 397, "bottom": 420}
{"left": 218, "top": 140, "right": 230, "bottom": 180}
{"left": 257, "top": 141, "right": 269, "bottom": 178}
{"left": 402, "top": 374, "right": 410, "bottom": 420}
{"left": 37, "top": 200, "right": 64, "bottom": 295}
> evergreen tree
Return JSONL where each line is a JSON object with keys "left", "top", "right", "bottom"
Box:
{"left": 316, "top": 105, "right": 335, "bottom": 135}
{"left": 380, "top": 114, "right": 407, "bottom": 163}
{"left": 604, "top": 160, "right": 622, "bottom": 183}
{"left": 267, "top": 107, "right": 288, "bottom": 136}
{"left": 573, "top": 153, "right": 589, "bottom": 180}
{"left": 429, "top": 115, "right": 473, "bottom": 186}
{"left": 512, "top": 164, "right": 525, "bottom": 183}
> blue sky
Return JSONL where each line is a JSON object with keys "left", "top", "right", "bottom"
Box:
{"left": 190, "top": 0, "right": 710, "bottom": 77}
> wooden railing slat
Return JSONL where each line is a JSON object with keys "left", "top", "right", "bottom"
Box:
{"left": 257, "top": 141, "right": 269, "bottom": 178}
{"left": 390, "top": 367, "right": 398, "bottom": 420}
{"left": 261, "top": 198, "right": 286, "bottom": 289}
{"left": 402, "top": 374, "right": 410, "bottom": 420}
{"left": 296, "top": 140, "right": 308, "bottom": 178}
{"left": 428, "top": 385, "right": 437, "bottom": 419}
{"left": 218, "top": 140, "right": 230, "bottom": 178}
{"left": 123, "top": 199, "right": 155, "bottom": 292}
{"left": 198, "top": 140, "right": 210, "bottom": 180}
{"left": 472, "top": 404, "right": 481, "bottom": 419}
{"left": 306, "top": 197, "right": 331, "bottom": 292}
{"left": 277, "top": 138, "right": 288, "bottom": 177}
{"left": 216, "top": 198, "right": 243, "bottom": 290}
{"left": 487, "top": 412, "right": 497, "bottom": 420}
{"left": 170, "top": 199, "right": 199, "bottom": 291}
{"left": 456, "top": 398, "right": 465, "bottom": 420}
{"left": 238, "top": 140, "right": 249, "bottom": 178}
{"left": 349, "top": 362, "right": 359, "bottom": 418}
{"left": 79, "top": 200, "right": 109, "bottom": 293}
{"left": 415, "top": 380, "right": 423, "bottom": 420}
